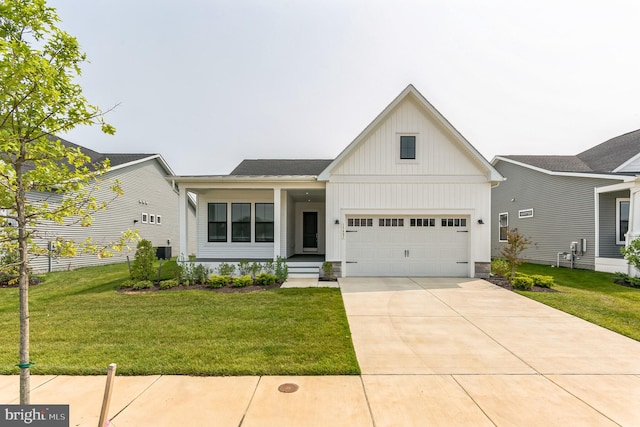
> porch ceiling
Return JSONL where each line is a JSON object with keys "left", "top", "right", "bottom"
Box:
{"left": 288, "top": 189, "right": 325, "bottom": 203}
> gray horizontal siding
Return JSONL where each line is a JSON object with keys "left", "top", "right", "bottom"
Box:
{"left": 491, "top": 161, "right": 622, "bottom": 269}
{"left": 28, "top": 159, "right": 196, "bottom": 273}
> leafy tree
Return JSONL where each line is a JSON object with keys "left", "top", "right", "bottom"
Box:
{"left": 500, "top": 228, "right": 531, "bottom": 279}
{"left": 0, "top": 0, "right": 133, "bottom": 403}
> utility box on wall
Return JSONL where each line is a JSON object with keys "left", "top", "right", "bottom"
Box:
{"left": 156, "top": 246, "right": 172, "bottom": 260}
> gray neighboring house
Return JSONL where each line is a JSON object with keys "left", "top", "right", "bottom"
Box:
{"left": 491, "top": 129, "right": 640, "bottom": 273}
{"left": 20, "top": 137, "right": 196, "bottom": 273}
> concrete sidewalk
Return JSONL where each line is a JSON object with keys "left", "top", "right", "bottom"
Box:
{"left": 1, "top": 278, "right": 640, "bottom": 426}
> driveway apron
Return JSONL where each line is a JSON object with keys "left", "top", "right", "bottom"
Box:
{"left": 339, "top": 277, "right": 640, "bottom": 426}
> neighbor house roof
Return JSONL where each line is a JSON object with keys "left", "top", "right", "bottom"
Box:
{"left": 496, "top": 129, "right": 640, "bottom": 175}
{"left": 230, "top": 159, "right": 333, "bottom": 176}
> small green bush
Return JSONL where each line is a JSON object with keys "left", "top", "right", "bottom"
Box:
{"left": 217, "top": 262, "right": 236, "bottom": 276}
{"left": 249, "top": 262, "right": 262, "bottom": 278}
{"left": 192, "top": 264, "right": 212, "bottom": 285}
{"left": 131, "top": 240, "right": 157, "bottom": 281}
{"left": 256, "top": 272, "right": 276, "bottom": 286}
{"left": 209, "top": 275, "right": 231, "bottom": 289}
{"left": 232, "top": 274, "right": 254, "bottom": 288}
{"left": 614, "top": 272, "right": 640, "bottom": 288}
{"left": 512, "top": 275, "right": 534, "bottom": 291}
{"left": 275, "top": 256, "right": 288, "bottom": 282}
{"left": 262, "top": 260, "right": 275, "bottom": 275}
{"left": 530, "top": 274, "right": 554, "bottom": 288}
{"left": 491, "top": 259, "right": 510, "bottom": 278}
{"left": 118, "top": 279, "right": 136, "bottom": 289}
{"left": 159, "top": 279, "right": 179, "bottom": 290}
{"left": 237, "top": 259, "right": 250, "bottom": 276}
{"left": 132, "top": 280, "right": 154, "bottom": 290}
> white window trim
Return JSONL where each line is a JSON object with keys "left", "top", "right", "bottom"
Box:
{"left": 498, "top": 212, "right": 508, "bottom": 242}
{"left": 149, "top": 214, "right": 155, "bottom": 224}
{"left": 396, "top": 133, "right": 419, "bottom": 164}
{"left": 141, "top": 212, "right": 148, "bottom": 224}
{"left": 156, "top": 215, "right": 162, "bottom": 225}
{"left": 518, "top": 208, "right": 534, "bottom": 219}
{"left": 616, "top": 198, "right": 630, "bottom": 245}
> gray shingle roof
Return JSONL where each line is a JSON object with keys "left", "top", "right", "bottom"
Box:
{"left": 501, "top": 129, "right": 640, "bottom": 174}
{"left": 501, "top": 155, "right": 594, "bottom": 172}
{"left": 577, "top": 129, "right": 640, "bottom": 172}
{"left": 230, "top": 159, "right": 333, "bottom": 176}
{"left": 52, "top": 135, "right": 156, "bottom": 168}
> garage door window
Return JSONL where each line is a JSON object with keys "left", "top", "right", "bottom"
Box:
{"left": 410, "top": 218, "right": 435, "bottom": 227}
{"left": 441, "top": 218, "right": 467, "bottom": 227}
{"left": 379, "top": 218, "right": 404, "bottom": 227}
{"left": 348, "top": 218, "right": 373, "bottom": 227}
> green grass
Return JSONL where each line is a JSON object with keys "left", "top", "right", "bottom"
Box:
{"left": 0, "top": 262, "right": 360, "bottom": 376}
{"left": 517, "top": 263, "right": 640, "bottom": 341}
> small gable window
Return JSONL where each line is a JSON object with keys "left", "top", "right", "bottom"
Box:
{"left": 400, "top": 135, "right": 416, "bottom": 160}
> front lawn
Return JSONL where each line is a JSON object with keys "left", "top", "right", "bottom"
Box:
{"left": 0, "top": 262, "right": 360, "bottom": 376}
{"left": 517, "top": 263, "right": 640, "bottom": 341}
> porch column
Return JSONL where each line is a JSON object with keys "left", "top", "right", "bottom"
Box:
{"left": 179, "top": 187, "right": 188, "bottom": 259}
{"left": 273, "top": 187, "right": 281, "bottom": 259}
{"left": 628, "top": 186, "right": 640, "bottom": 243}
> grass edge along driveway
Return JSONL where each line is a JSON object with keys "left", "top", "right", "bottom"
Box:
{"left": 0, "top": 262, "right": 360, "bottom": 376}
{"left": 518, "top": 263, "right": 640, "bottom": 342}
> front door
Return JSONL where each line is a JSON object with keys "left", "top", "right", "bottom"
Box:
{"left": 303, "top": 212, "right": 318, "bottom": 251}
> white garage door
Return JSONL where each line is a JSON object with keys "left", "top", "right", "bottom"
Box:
{"left": 345, "top": 216, "right": 469, "bottom": 277}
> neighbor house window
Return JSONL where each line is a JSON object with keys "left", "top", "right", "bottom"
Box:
{"left": 255, "top": 203, "right": 274, "bottom": 242}
{"left": 400, "top": 135, "right": 416, "bottom": 159}
{"left": 232, "top": 203, "right": 251, "bottom": 242}
{"left": 156, "top": 215, "right": 162, "bottom": 225}
{"left": 208, "top": 203, "right": 227, "bottom": 242}
{"left": 141, "top": 213, "right": 148, "bottom": 224}
{"left": 617, "top": 198, "right": 630, "bottom": 245}
{"left": 499, "top": 212, "right": 508, "bottom": 242}
{"left": 149, "top": 214, "right": 155, "bottom": 224}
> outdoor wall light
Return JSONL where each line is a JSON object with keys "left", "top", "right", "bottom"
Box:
{"left": 477, "top": 219, "right": 485, "bottom": 224}
{"left": 133, "top": 219, "right": 139, "bottom": 224}
{"left": 335, "top": 219, "right": 340, "bottom": 225}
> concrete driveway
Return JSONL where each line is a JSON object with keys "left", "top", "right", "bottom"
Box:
{"left": 340, "top": 277, "right": 640, "bottom": 426}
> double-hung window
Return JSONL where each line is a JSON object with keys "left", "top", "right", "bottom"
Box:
{"left": 617, "top": 198, "right": 630, "bottom": 245}
{"left": 208, "top": 203, "right": 227, "bottom": 242}
{"left": 232, "top": 203, "right": 251, "bottom": 242}
{"left": 255, "top": 203, "right": 274, "bottom": 242}
{"left": 499, "top": 212, "right": 508, "bottom": 242}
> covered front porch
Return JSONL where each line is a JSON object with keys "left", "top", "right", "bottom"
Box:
{"left": 175, "top": 175, "right": 327, "bottom": 266}
{"left": 595, "top": 179, "right": 639, "bottom": 273}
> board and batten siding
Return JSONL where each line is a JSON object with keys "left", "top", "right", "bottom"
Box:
{"left": 491, "top": 160, "right": 623, "bottom": 269}
{"left": 197, "top": 189, "right": 274, "bottom": 259}
{"left": 29, "top": 159, "right": 189, "bottom": 273}
{"left": 324, "top": 94, "right": 494, "bottom": 276}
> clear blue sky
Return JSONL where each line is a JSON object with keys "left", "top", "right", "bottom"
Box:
{"left": 51, "top": 0, "right": 640, "bottom": 175}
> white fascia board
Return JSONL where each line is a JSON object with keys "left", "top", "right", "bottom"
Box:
{"left": 167, "top": 175, "right": 320, "bottom": 184}
{"left": 319, "top": 84, "right": 503, "bottom": 183}
{"left": 107, "top": 154, "right": 176, "bottom": 176}
{"left": 493, "top": 156, "right": 634, "bottom": 181}
{"left": 595, "top": 178, "right": 640, "bottom": 194}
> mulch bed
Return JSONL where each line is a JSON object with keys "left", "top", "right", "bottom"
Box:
{"left": 487, "top": 278, "right": 559, "bottom": 293}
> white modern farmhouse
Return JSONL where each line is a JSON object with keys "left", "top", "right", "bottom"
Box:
{"left": 171, "top": 85, "right": 503, "bottom": 278}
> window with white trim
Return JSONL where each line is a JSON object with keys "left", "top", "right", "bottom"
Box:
{"left": 142, "top": 213, "right": 148, "bottom": 224}
{"left": 149, "top": 214, "right": 155, "bottom": 224}
{"left": 518, "top": 208, "right": 533, "bottom": 219}
{"left": 399, "top": 135, "right": 416, "bottom": 159}
{"left": 156, "top": 215, "right": 162, "bottom": 225}
{"left": 499, "top": 212, "right": 508, "bottom": 242}
{"left": 616, "top": 198, "right": 630, "bottom": 245}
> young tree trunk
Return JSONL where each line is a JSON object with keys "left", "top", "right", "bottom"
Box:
{"left": 17, "top": 164, "right": 30, "bottom": 404}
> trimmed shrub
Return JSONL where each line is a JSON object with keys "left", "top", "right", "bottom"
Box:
{"left": 192, "top": 264, "right": 212, "bottom": 285}
{"left": 232, "top": 274, "right": 254, "bottom": 288}
{"left": 131, "top": 239, "right": 157, "bottom": 281}
{"left": 118, "top": 279, "right": 136, "bottom": 289}
{"left": 512, "top": 275, "right": 534, "bottom": 291}
{"left": 491, "top": 259, "right": 510, "bottom": 278}
{"left": 530, "top": 274, "right": 554, "bottom": 288}
{"left": 209, "top": 275, "right": 232, "bottom": 289}
{"left": 159, "top": 279, "right": 179, "bottom": 290}
{"left": 275, "top": 256, "right": 288, "bottom": 283}
{"left": 256, "top": 272, "right": 276, "bottom": 286}
{"left": 237, "top": 259, "right": 250, "bottom": 276}
{"left": 217, "top": 262, "right": 236, "bottom": 277}
{"left": 132, "top": 280, "right": 154, "bottom": 290}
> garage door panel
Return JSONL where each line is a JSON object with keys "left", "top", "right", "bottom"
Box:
{"left": 346, "top": 215, "right": 469, "bottom": 277}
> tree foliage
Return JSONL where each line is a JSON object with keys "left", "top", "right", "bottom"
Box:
{"left": 500, "top": 228, "right": 531, "bottom": 279}
{"left": 0, "top": 0, "right": 132, "bottom": 404}
{"left": 621, "top": 237, "right": 640, "bottom": 273}
{"left": 130, "top": 239, "right": 156, "bottom": 282}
